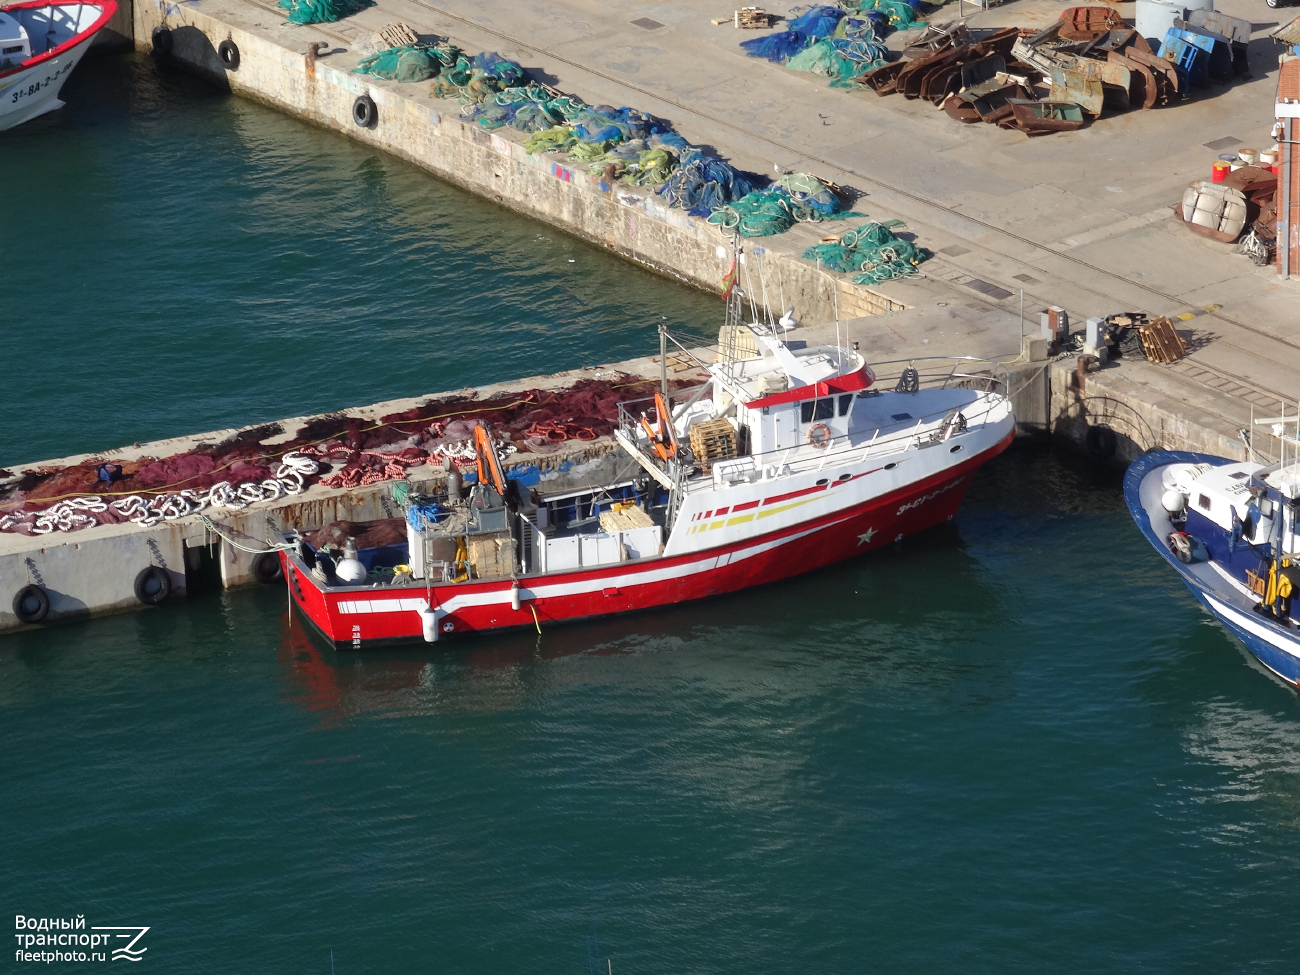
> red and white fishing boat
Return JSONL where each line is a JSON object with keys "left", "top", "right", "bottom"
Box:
{"left": 0, "top": 0, "right": 116, "bottom": 131}
{"left": 280, "top": 310, "right": 1016, "bottom": 648}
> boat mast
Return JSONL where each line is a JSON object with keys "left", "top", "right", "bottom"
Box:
{"left": 659, "top": 319, "right": 669, "bottom": 409}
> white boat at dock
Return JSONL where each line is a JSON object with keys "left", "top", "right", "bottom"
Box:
{"left": 0, "top": 0, "right": 116, "bottom": 131}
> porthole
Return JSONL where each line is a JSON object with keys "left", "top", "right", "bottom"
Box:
{"left": 838, "top": 473, "right": 851, "bottom": 481}
{"left": 949, "top": 444, "right": 962, "bottom": 453}
{"left": 884, "top": 462, "right": 897, "bottom": 470}
{"left": 816, "top": 478, "right": 829, "bottom": 486}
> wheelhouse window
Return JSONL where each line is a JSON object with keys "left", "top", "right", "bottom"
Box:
{"left": 838, "top": 393, "right": 853, "bottom": 416}
{"left": 801, "top": 398, "right": 834, "bottom": 423}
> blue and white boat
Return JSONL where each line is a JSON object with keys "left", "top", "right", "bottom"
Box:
{"left": 1125, "top": 444, "right": 1300, "bottom": 688}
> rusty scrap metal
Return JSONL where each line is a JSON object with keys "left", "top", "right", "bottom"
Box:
{"left": 999, "top": 99, "right": 1085, "bottom": 135}
{"left": 1047, "top": 65, "right": 1104, "bottom": 117}
{"left": 1107, "top": 51, "right": 1157, "bottom": 110}
{"left": 1058, "top": 54, "right": 1134, "bottom": 110}
{"left": 1058, "top": 6, "right": 1126, "bottom": 40}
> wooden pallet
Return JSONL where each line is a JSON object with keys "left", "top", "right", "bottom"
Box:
{"left": 735, "top": 6, "right": 771, "bottom": 28}
{"left": 468, "top": 533, "right": 515, "bottom": 580}
{"left": 689, "top": 417, "right": 738, "bottom": 471}
{"left": 599, "top": 503, "right": 655, "bottom": 533}
{"left": 1138, "top": 316, "right": 1188, "bottom": 364}
{"left": 1246, "top": 568, "right": 1268, "bottom": 597}
{"left": 378, "top": 21, "right": 420, "bottom": 49}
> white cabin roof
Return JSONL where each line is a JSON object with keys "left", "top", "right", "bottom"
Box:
{"left": 0, "top": 11, "right": 31, "bottom": 54}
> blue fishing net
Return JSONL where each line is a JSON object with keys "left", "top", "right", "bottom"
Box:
{"left": 739, "top": 30, "right": 812, "bottom": 62}
{"left": 469, "top": 83, "right": 583, "bottom": 131}
{"left": 649, "top": 131, "right": 690, "bottom": 153}
{"left": 739, "top": 4, "right": 848, "bottom": 64}
{"left": 840, "top": 0, "right": 927, "bottom": 32}
{"left": 708, "top": 175, "right": 860, "bottom": 236}
{"left": 570, "top": 106, "right": 668, "bottom": 144}
{"left": 472, "top": 52, "right": 525, "bottom": 86}
{"left": 788, "top": 4, "right": 846, "bottom": 38}
{"left": 429, "top": 47, "right": 528, "bottom": 102}
{"left": 660, "top": 148, "right": 762, "bottom": 216}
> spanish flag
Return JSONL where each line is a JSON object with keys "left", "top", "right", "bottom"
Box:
{"left": 720, "top": 252, "right": 739, "bottom": 299}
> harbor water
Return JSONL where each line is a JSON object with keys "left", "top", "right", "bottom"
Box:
{"left": 5, "top": 51, "right": 1300, "bottom": 974}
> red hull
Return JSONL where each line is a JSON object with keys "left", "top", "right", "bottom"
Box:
{"left": 284, "top": 432, "right": 1013, "bottom": 648}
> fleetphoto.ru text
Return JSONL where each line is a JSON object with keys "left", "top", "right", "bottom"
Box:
{"left": 15, "top": 916, "right": 149, "bottom": 964}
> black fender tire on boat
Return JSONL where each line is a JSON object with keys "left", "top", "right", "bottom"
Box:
{"left": 352, "top": 94, "right": 377, "bottom": 128}
{"left": 251, "top": 551, "right": 284, "bottom": 585}
{"left": 12, "top": 585, "right": 50, "bottom": 625}
{"left": 134, "top": 566, "right": 172, "bottom": 606}
{"left": 218, "top": 39, "right": 241, "bottom": 71}
{"left": 1085, "top": 424, "right": 1117, "bottom": 460}
{"left": 151, "top": 25, "right": 173, "bottom": 56}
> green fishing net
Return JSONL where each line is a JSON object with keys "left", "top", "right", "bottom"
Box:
{"left": 353, "top": 44, "right": 440, "bottom": 83}
{"left": 278, "top": 0, "right": 372, "bottom": 26}
{"left": 524, "top": 125, "right": 578, "bottom": 154}
{"left": 708, "top": 175, "right": 860, "bottom": 238}
{"left": 801, "top": 222, "right": 928, "bottom": 283}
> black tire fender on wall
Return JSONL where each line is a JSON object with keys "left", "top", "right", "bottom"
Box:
{"left": 151, "top": 25, "right": 173, "bottom": 56}
{"left": 218, "top": 39, "right": 241, "bottom": 71}
{"left": 352, "top": 94, "right": 377, "bottom": 128}
{"left": 134, "top": 567, "right": 173, "bottom": 606}
{"left": 251, "top": 552, "right": 284, "bottom": 585}
{"left": 12, "top": 585, "right": 50, "bottom": 624}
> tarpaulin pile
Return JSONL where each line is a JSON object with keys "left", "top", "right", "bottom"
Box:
{"left": 708, "top": 174, "right": 861, "bottom": 237}
{"left": 278, "top": 0, "right": 371, "bottom": 25}
{"left": 801, "top": 222, "right": 929, "bottom": 284}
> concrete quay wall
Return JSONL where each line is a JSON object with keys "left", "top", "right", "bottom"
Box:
{"left": 128, "top": 0, "right": 906, "bottom": 325}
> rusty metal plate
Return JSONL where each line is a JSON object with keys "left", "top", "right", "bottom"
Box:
{"left": 1107, "top": 51, "right": 1156, "bottom": 109}
{"left": 959, "top": 54, "right": 1006, "bottom": 90}
{"left": 1059, "top": 54, "right": 1133, "bottom": 109}
{"left": 1058, "top": 6, "right": 1126, "bottom": 40}
{"left": 1048, "top": 66, "right": 1105, "bottom": 117}
{"left": 1003, "top": 99, "right": 1086, "bottom": 135}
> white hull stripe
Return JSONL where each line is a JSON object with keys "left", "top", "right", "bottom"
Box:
{"left": 1202, "top": 593, "right": 1300, "bottom": 660}
{"left": 336, "top": 515, "right": 853, "bottom": 616}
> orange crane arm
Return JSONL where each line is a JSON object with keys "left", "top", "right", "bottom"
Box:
{"left": 474, "top": 423, "right": 507, "bottom": 496}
